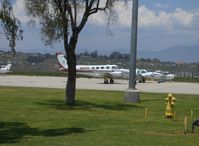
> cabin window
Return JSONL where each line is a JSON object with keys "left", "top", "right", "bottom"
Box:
{"left": 92, "top": 67, "right": 95, "bottom": 70}
{"left": 106, "top": 66, "right": 110, "bottom": 69}
{"left": 96, "top": 67, "right": 99, "bottom": 69}
{"left": 101, "top": 66, "right": 104, "bottom": 69}
{"left": 112, "top": 66, "right": 116, "bottom": 69}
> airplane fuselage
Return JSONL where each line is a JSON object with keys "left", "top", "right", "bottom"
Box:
{"left": 61, "top": 64, "right": 120, "bottom": 78}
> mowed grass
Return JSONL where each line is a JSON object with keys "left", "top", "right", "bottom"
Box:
{"left": 0, "top": 86, "right": 199, "bottom": 146}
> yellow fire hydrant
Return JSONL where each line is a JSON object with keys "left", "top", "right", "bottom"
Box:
{"left": 165, "top": 93, "right": 176, "bottom": 118}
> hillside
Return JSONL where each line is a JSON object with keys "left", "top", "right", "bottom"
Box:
{"left": 137, "top": 46, "right": 199, "bottom": 63}
{"left": 80, "top": 46, "right": 199, "bottom": 63}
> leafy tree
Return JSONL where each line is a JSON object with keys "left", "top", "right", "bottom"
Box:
{"left": 109, "top": 51, "right": 122, "bottom": 59}
{"left": 25, "top": 0, "right": 122, "bottom": 105}
{"left": 90, "top": 50, "right": 98, "bottom": 58}
{"left": 0, "top": 0, "right": 23, "bottom": 55}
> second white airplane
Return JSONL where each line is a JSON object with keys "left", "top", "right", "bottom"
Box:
{"left": 137, "top": 69, "right": 175, "bottom": 83}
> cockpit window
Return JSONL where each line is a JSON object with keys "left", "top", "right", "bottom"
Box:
{"left": 142, "top": 70, "right": 146, "bottom": 73}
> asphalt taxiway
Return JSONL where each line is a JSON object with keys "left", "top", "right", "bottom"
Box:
{"left": 0, "top": 75, "right": 199, "bottom": 95}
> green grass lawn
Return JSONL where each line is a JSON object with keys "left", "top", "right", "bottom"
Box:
{"left": 0, "top": 86, "right": 199, "bottom": 146}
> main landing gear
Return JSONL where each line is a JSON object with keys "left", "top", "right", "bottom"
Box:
{"left": 104, "top": 78, "right": 114, "bottom": 84}
{"left": 136, "top": 74, "right": 146, "bottom": 83}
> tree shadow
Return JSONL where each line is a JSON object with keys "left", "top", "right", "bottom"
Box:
{"left": 35, "top": 99, "right": 144, "bottom": 111}
{"left": 0, "top": 121, "right": 36, "bottom": 143}
{"left": 41, "top": 127, "right": 86, "bottom": 137}
{"left": 0, "top": 121, "right": 88, "bottom": 144}
{"left": 142, "top": 98, "right": 162, "bottom": 102}
{"left": 98, "top": 82, "right": 126, "bottom": 85}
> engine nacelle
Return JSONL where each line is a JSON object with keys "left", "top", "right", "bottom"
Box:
{"left": 109, "top": 71, "right": 122, "bottom": 78}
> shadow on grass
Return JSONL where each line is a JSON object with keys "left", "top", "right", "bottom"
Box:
{"left": 0, "top": 121, "right": 88, "bottom": 144}
{"left": 35, "top": 100, "right": 144, "bottom": 111}
{"left": 142, "top": 98, "right": 163, "bottom": 102}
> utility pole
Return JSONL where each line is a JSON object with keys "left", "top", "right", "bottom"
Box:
{"left": 124, "top": 0, "right": 140, "bottom": 103}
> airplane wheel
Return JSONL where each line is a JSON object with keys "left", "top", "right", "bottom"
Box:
{"left": 110, "top": 79, "right": 114, "bottom": 84}
{"left": 104, "top": 79, "right": 108, "bottom": 84}
{"left": 136, "top": 74, "right": 142, "bottom": 83}
{"left": 142, "top": 77, "right": 145, "bottom": 83}
{"left": 137, "top": 75, "right": 145, "bottom": 83}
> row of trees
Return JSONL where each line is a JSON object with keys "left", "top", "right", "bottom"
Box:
{"left": 0, "top": 0, "right": 126, "bottom": 105}
{"left": 78, "top": 50, "right": 161, "bottom": 62}
{"left": 78, "top": 50, "right": 130, "bottom": 60}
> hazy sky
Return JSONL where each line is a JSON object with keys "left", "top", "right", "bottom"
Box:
{"left": 0, "top": 0, "right": 199, "bottom": 54}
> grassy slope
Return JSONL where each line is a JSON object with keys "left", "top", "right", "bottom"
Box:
{"left": 0, "top": 87, "right": 199, "bottom": 146}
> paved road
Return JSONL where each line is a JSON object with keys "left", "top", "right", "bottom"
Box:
{"left": 0, "top": 75, "right": 199, "bottom": 95}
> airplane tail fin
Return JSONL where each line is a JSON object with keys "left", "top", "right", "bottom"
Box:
{"left": 5, "top": 64, "right": 12, "bottom": 70}
{"left": 56, "top": 52, "right": 68, "bottom": 70}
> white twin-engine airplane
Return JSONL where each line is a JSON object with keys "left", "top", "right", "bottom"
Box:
{"left": 57, "top": 53, "right": 125, "bottom": 84}
{"left": 57, "top": 53, "right": 175, "bottom": 83}
{"left": 0, "top": 64, "right": 12, "bottom": 74}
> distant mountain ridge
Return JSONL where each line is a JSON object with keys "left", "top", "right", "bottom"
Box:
{"left": 93, "top": 45, "right": 199, "bottom": 63}
{"left": 137, "top": 46, "right": 199, "bottom": 63}
{"left": 1, "top": 45, "right": 199, "bottom": 63}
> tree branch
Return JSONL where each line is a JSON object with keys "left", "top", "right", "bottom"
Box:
{"left": 89, "top": 0, "right": 110, "bottom": 15}
{"left": 77, "top": 0, "right": 95, "bottom": 33}
{"left": 53, "top": 0, "right": 63, "bottom": 13}
{"left": 67, "top": 2, "right": 76, "bottom": 32}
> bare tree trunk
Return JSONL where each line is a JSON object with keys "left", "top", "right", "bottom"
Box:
{"left": 66, "top": 49, "right": 76, "bottom": 105}
{"left": 65, "top": 32, "right": 78, "bottom": 105}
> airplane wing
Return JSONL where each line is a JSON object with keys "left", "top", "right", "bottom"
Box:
{"left": 106, "top": 71, "right": 122, "bottom": 78}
